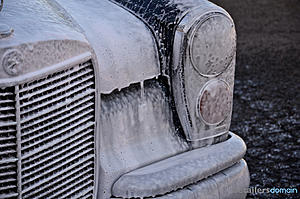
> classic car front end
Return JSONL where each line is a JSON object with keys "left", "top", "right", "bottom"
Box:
{"left": 0, "top": 0, "right": 249, "bottom": 199}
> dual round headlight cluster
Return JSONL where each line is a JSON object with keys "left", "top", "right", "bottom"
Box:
{"left": 190, "top": 14, "right": 235, "bottom": 125}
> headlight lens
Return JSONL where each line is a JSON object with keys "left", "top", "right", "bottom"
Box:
{"left": 190, "top": 14, "right": 236, "bottom": 76}
{"left": 197, "top": 79, "right": 231, "bottom": 125}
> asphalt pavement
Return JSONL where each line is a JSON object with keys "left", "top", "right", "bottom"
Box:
{"left": 210, "top": 0, "right": 300, "bottom": 198}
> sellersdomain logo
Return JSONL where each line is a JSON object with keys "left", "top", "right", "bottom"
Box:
{"left": 244, "top": 187, "right": 298, "bottom": 194}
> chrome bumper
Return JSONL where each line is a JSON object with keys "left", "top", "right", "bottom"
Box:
{"left": 154, "top": 159, "right": 249, "bottom": 199}
{"left": 111, "top": 132, "right": 250, "bottom": 199}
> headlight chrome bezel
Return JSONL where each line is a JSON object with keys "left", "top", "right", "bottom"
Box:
{"left": 172, "top": 7, "right": 236, "bottom": 142}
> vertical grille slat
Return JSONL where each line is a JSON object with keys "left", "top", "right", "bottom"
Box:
{"left": 19, "top": 59, "right": 96, "bottom": 199}
{"left": 0, "top": 87, "right": 18, "bottom": 199}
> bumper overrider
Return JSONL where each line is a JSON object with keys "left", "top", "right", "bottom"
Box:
{"left": 112, "top": 133, "right": 249, "bottom": 199}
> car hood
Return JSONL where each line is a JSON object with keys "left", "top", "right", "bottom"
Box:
{"left": 0, "top": 0, "right": 160, "bottom": 93}
{"left": 51, "top": 0, "right": 161, "bottom": 93}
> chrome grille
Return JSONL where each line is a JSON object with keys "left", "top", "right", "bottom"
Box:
{"left": 0, "top": 87, "right": 18, "bottom": 199}
{"left": 18, "top": 60, "right": 96, "bottom": 199}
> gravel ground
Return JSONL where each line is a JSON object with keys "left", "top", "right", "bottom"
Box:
{"left": 210, "top": 0, "right": 300, "bottom": 198}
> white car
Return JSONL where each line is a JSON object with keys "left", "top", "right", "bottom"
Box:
{"left": 0, "top": 0, "right": 249, "bottom": 198}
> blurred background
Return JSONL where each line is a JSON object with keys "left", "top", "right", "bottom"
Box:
{"left": 210, "top": 0, "right": 300, "bottom": 198}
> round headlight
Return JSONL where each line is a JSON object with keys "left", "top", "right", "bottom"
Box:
{"left": 197, "top": 79, "right": 231, "bottom": 125}
{"left": 190, "top": 13, "right": 236, "bottom": 76}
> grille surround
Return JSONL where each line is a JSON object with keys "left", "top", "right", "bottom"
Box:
{"left": 0, "top": 52, "right": 97, "bottom": 199}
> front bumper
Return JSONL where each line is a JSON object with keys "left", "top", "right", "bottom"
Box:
{"left": 154, "top": 159, "right": 249, "bottom": 199}
{"left": 111, "top": 132, "right": 250, "bottom": 199}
